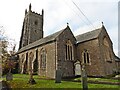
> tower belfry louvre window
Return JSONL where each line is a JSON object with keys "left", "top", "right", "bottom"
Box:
{"left": 65, "top": 40, "right": 73, "bottom": 60}
{"left": 34, "top": 20, "right": 38, "bottom": 25}
{"left": 82, "top": 49, "right": 90, "bottom": 64}
{"left": 40, "top": 48, "right": 46, "bottom": 68}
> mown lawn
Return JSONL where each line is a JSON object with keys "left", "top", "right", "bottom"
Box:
{"left": 74, "top": 77, "right": 119, "bottom": 82}
{"left": 4, "top": 74, "right": 120, "bottom": 89}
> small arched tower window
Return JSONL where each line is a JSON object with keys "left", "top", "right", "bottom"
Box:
{"left": 40, "top": 48, "right": 46, "bottom": 69}
{"left": 65, "top": 40, "right": 74, "bottom": 60}
{"left": 82, "top": 49, "right": 90, "bottom": 64}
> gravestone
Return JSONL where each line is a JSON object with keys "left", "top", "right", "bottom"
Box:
{"left": 55, "top": 69, "right": 62, "bottom": 83}
{"left": 6, "top": 73, "right": 13, "bottom": 81}
{"left": 81, "top": 65, "right": 88, "bottom": 90}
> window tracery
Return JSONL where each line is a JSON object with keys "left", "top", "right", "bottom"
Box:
{"left": 65, "top": 40, "right": 73, "bottom": 60}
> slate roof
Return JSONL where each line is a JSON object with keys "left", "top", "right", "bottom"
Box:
{"left": 17, "top": 26, "right": 103, "bottom": 54}
{"left": 76, "top": 27, "right": 102, "bottom": 44}
{"left": 17, "top": 27, "right": 67, "bottom": 54}
{"left": 115, "top": 55, "right": 120, "bottom": 62}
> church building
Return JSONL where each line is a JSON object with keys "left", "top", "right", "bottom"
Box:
{"left": 17, "top": 4, "right": 119, "bottom": 79}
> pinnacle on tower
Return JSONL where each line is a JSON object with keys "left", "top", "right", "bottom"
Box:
{"left": 42, "top": 9, "right": 44, "bottom": 16}
{"left": 29, "top": 3, "right": 32, "bottom": 11}
{"left": 25, "top": 9, "right": 27, "bottom": 15}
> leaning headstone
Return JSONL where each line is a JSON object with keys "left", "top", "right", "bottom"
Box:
{"left": 55, "top": 69, "right": 62, "bottom": 83}
{"left": 81, "top": 65, "right": 88, "bottom": 90}
{"left": 6, "top": 73, "right": 13, "bottom": 81}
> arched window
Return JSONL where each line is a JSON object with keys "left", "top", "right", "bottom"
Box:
{"left": 20, "top": 54, "right": 25, "bottom": 73}
{"left": 21, "top": 54, "right": 25, "bottom": 64}
{"left": 40, "top": 48, "right": 46, "bottom": 69}
{"left": 33, "top": 49, "right": 38, "bottom": 73}
{"left": 29, "top": 52, "right": 34, "bottom": 70}
{"left": 82, "top": 49, "right": 90, "bottom": 64}
{"left": 65, "top": 40, "right": 73, "bottom": 60}
{"left": 24, "top": 52, "right": 28, "bottom": 73}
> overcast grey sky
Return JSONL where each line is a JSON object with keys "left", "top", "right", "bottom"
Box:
{"left": 0, "top": 0, "right": 119, "bottom": 55}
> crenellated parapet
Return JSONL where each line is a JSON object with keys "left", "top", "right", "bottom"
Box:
{"left": 24, "top": 3, "right": 44, "bottom": 17}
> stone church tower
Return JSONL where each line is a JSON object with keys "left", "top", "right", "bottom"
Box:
{"left": 19, "top": 4, "right": 44, "bottom": 49}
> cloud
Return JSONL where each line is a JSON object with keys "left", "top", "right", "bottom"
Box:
{"left": 0, "top": 0, "right": 118, "bottom": 53}
{"left": 73, "top": 21, "right": 102, "bottom": 36}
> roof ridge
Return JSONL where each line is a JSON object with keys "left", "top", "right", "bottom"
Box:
{"left": 76, "top": 27, "right": 102, "bottom": 44}
{"left": 17, "top": 26, "right": 68, "bottom": 54}
{"left": 44, "top": 28, "right": 65, "bottom": 38}
{"left": 76, "top": 27, "right": 101, "bottom": 37}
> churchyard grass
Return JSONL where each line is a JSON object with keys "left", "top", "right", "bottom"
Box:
{"left": 5, "top": 74, "right": 119, "bottom": 88}
{"left": 74, "top": 77, "right": 119, "bottom": 82}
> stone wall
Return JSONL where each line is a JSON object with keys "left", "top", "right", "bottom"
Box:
{"left": 28, "top": 11, "right": 43, "bottom": 44}
{"left": 115, "top": 61, "right": 120, "bottom": 73}
{"left": 37, "top": 42, "right": 56, "bottom": 78}
{"left": 18, "top": 24, "right": 118, "bottom": 78}
{"left": 77, "top": 39, "right": 103, "bottom": 76}
{"left": 19, "top": 41, "right": 56, "bottom": 79}
{"left": 98, "top": 29, "right": 117, "bottom": 76}
{"left": 56, "top": 27, "right": 77, "bottom": 77}
{"left": 19, "top": 8, "right": 43, "bottom": 48}
{"left": 77, "top": 28, "right": 117, "bottom": 77}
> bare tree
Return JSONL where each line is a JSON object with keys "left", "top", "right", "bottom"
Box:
{"left": 0, "top": 26, "right": 17, "bottom": 75}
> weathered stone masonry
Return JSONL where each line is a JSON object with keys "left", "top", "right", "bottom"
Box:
{"left": 17, "top": 4, "right": 120, "bottom": 79}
